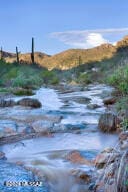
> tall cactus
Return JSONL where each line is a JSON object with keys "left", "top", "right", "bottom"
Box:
{"left": 16, "top": 46, "right": 19, "bottom": 63}
{"left": 31, "top": 37, "right": 34, "bottom": 63}
{"left": 78, "top": 56, "right": 82, "bottom": 66}
{"left": 0, "top": 47, "right": 3, "bottom": 60}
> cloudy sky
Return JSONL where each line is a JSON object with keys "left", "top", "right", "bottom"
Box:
{"left": 0, "top": 0, "right": 128, "bottom": 54}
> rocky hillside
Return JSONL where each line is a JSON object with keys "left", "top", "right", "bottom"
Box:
{"left": 3, "top": 35, "right": 128, "bottom": 70}
{"left": 5, "top": 52, "right": 50, "bottom": 65}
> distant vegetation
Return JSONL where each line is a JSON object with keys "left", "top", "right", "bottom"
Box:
{"left": 0, "top": 59, "right": 59, "bottom": 96}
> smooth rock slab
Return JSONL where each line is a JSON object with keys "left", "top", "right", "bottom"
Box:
{"left": 0, "top": 161, "right": 49, "bottom": 192}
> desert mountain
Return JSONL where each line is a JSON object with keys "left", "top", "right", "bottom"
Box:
{"left": 3, "top": 36, "right": 128, "bottom": 70}
{"left": 4, "top": 52, "right": 50, "bottom": 65}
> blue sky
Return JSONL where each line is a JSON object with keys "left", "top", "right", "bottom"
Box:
{"left": 0, "top": 0, "right": 128, "bottom": 55}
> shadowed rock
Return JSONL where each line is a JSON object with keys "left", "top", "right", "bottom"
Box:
{"left": 17, "top": 98, "right": 42, "bottom": 108}
{"left": 103, "top": 97, "right": 116, "bottom": 105}
{"left": 98, "top": 113, "right": 119, "bottom": 132}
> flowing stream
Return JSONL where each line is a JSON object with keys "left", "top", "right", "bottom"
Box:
{"left": 0, "top": 84, "right": 118, "bottom": 192}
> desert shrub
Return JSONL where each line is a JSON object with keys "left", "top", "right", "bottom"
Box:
{"left": 77, "top": 72, "right": 92, "bottom": 84}
{"left": 121, "top": 118, "right": 128, "bottom": 131}
{"left": 107, "top": 65, "right": 128, "bottom": 95}
{"left": 116, "top": 97, "right": 128, "bottom": 111}
{"left": 40, "top": 70, "right": 59, "bottom": 84}
{"left": 12, "top": 74, "right": 42, "bottom": 89}
{"left": 5, "top": 67, "right": 18, "bottom": 79}
{"left": 12, "top": 88, "right": 34, "bottom": 96}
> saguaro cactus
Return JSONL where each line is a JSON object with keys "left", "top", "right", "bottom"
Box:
{"left": 78, "top": 56, "right": 82, "bottom": 66}
{"left": 31, "top": 37, "right": 34, "bottom": 63}
{"left": 16, "top": 46, "right": 19, "bottom": 63}
{"left": 0, "top": 47, "right": 3, "bottom": 60}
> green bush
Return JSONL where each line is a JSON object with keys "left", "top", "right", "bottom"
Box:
{"left": 12, "top": 88, "right": 34, "bottom": 96}
{"left": 40, "top": 70, "right": 59, "bottom": 85}
{"left": 121, "top": 118, "right": 128, "bottom": 131}
{"left": 77, "top": 72, "right": 92, "bottom": 84}
{"left": 107, "top": 65, "right": 128, "bottom": 94}
{"left": 12, "top": 74, "right": 42, "bottom": 89}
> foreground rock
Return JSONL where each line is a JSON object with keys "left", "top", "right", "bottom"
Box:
{"left": 65, "top": 151, "right": 93, "bottom": 165}
{"left": 94, "top": 147, "right": 120, "bottom": 169}
{"left": 103, "top": 97, "right": 116, "bottom": 105}
{"left": 94, "top": 132, "right": 128, "bottom": 192}
{"left": 17, "top": 98, "right": 42, "bottom": 108}
{"left": 71, "top": 169, "right": 92, "bottom": 183}
{"left": 98, "top": 112, "right": 119, "bottom": 132}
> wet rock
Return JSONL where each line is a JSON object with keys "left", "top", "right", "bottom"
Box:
{"left": 103, "top": 97, "right": 116, "bottom": 105}
{"left": 66, "top": 151, "right": 93, "bottom": 165}
{"left": 71, "top": 169, "right": 92, "bottom": 183}
{"left": 17, "top": 98, "right": 42, "bottom": 108}
{"left": 0, "top": 99, "right": 16, "bottom": 107}
{"left": 87, "top": 104, "right": 101, "bottom": 110}
{"left": 0, "top": 120, "right": 18, "bottom": 138}
{"left": 32, "top": 120, "right": 53, "bottom": 133}
{"left": 72, "top": 97, "right": 91, "bottom": 104}
{"left": 98, "top": 113, "right": 119, "bottom": 132}
{"left": 0, "top": 152, "right": 7, "bottom": 160}
{"left": 119, "top": 131, "right": 128, "bottom": 141}
{"left": 94, "top": 148, "right": 119, "bottom": 169}
{"left": 53, "top": 123, "right": 86, "bottom": 132}
{"left": 120, "top": 140, "right": 128, "bottom": 150}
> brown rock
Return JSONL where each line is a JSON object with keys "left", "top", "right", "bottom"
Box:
{"left": 17, "top": 98, "right": 42, "bottom": 108}
{"left": 103, "top": 97, "right": 116, "bottom": 105}
{"left": 98, "top": 113, "right": 119, "bottom": 132}
{"left": 71, "top": 169, "right": 91, "bottom": 183}
{"left": 66, "top": 151, "right": 93, "bottom": 165}
{"left": 94, "top": 149, "right": 119, "bottom": 169}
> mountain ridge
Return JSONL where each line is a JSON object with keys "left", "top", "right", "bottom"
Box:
{"left": 2, "top": 35, "right": 128, "bottom": 70}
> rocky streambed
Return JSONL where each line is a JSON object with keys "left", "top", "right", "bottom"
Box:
{"left": 0, "top": 84, "right": 120, "bottom": 192}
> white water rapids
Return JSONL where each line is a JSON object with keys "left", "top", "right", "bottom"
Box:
{"left": 0, "top": 84, "right": 118, "bottom": 192}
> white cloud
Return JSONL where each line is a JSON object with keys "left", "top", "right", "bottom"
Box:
{"left": 50, "top": 28, "right": 128, "bottom": 49}
{"left": 86, "top": 33, "right": 108, "bottom": 47}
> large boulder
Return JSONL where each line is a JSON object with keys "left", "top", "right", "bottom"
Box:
{"left": 0, "top": 99, "right": 16, "bottom": 107}
{"left": 94, "top": 148, "right": 119, "bottom": 169}
{"left": 98, "top": 113, "right": 119, "bottom": 132}
{"left": 103, "top": 97, "right": 116, "bottom": 105}
{"left": 65, "top": 151, "right": 92, "bottom": 165}
{"left": 17, "top": 98, "right": 42, "bottom": 108}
